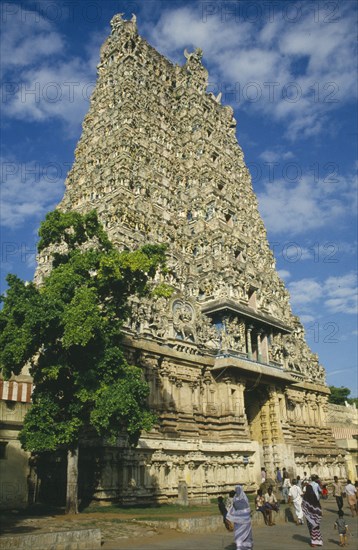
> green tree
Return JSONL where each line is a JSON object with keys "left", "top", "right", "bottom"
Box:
{"left": 328, "top": 385, "right": 353, "bottom": 405}
{"left": 0, "top": 210, "right": 168, "bottom": 513}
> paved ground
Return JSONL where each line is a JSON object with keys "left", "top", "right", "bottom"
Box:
{"left": 102, "top": 501, "right": 358, "bottom": 550}
{"left": 1, "top": 499, "right": 357, "bottom": 549}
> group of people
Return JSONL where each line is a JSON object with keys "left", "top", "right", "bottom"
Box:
{"left": 218, "top": 473, "right": 357, "bottom": 550}
{"left": 255, "top": 486, "right": 279, "bottom": 526}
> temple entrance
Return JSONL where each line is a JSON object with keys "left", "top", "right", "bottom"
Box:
{"left": 244, "top": 385, "right": 268, "bottom": 444}
{"left": 244, "top": 384, "right": 277, "bottom": 476}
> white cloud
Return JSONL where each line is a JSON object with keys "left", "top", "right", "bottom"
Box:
{"left": 259, "top": 150, "right": 295, "bottom": 163}
{"left": 1, "top": 4, "right": 102, "bottom": 133}
{"left": 277, "top": 269, "right": 291, "bottom": 280}
{"left": 324, "top": 273, "right": 358, "bottom": 314}
{"left": 257, "top": 178, "right": 342, "bottom": 234}
{"left": 0, "top": 157, "right": 65, "bottom": 229}
{"left": 146, "top": 3, "right": 357, "bottom": 140}
{"left": 288, "top": 278, "right": 323, "bottom": 306}
{"left": 288, "top": 272, "right": 358, "bottom": 316}
{"left": 146, "top": 6, "right": 251, "bottom": 60}
{"left": 326, "top": 368, "right": 356, "bottom": 378}
{"left": 299, "top": 314, "right": 315, "bottom": 324}
{"left": 0, "top": 4, "right": 64, "bottom": 72}
{"left": 257, "top": 171, "right": 357, "bottom": 235}
{"left": 5, "top": 62, "right": 95, "bottom": 130}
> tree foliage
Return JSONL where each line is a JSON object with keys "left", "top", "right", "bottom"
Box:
{"left": 0, "top": 210, "right": 168, "bottom": 453}
{"left": 328, "top": 385, "right": 358, "bottom": 406}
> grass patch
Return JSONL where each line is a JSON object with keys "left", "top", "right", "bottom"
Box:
{"left": 135, "top": 516, "right": 178, "bottom": 522}
{"left": 82, "top": 502, "right": 217, "bottom": 516}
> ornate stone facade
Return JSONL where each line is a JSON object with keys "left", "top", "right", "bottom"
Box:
{"left": 36, "top": 14, "right": 345, "bottom": 503}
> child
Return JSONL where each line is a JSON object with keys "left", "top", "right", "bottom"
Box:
{"left": 334, "top": 510, "right": 349, "bottom": 547}
{"left": 321, "top": 484, "right": 328, "bottom": 500}
{"left": 217, "top": 496, "right": 233, "bottom": 532}
{"left": 225, "top": 489, "right": 235, "bottom": 510}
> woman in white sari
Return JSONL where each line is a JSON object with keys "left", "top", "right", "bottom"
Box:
{"left": 226, "top": 485, "right": 253, "bottom": 550}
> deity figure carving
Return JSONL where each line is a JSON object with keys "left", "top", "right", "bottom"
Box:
{"left": 173, "top": 300, "right": 196, "bottom": 342}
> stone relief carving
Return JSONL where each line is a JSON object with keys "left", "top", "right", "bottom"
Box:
{"left": 30, "top": 14, "right": 345, "bottom": 506}
{"left": 172, "top": 300, "right": 196, "bottom": 342}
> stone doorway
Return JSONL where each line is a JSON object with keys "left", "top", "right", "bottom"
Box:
{"left": 244, "top": 385, "right": 268, "bottom": 445}
{"left": 244, "top": 385, "right": 278, "bottom": 477}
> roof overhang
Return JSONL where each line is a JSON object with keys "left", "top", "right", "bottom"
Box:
{"left": 201, "top": 299, "right": 292, "bottom": 334}
{"left": 212, "top": 355, "right": 295, "bottom": 383}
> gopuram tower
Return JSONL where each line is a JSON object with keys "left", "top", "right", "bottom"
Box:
{"left": 37, "top": 14, "right": 345, "bottom": 503}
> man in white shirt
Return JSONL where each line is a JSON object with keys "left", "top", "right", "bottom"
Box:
{"left": 288, "top": 479, "right": 304, "bottom": 525}
{"left": 264, "top": 486, "right": 279, "bottom": 526}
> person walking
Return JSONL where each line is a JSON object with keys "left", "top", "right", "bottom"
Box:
{"left": 288, "top": 479, "right": 304, "bottom": 525}
{"left": 276, "top": 467, "right": 282, "bottom": 484}
{"left": 296, "top": 475, "right": 302, "bottom": 489}
{"left": 226, "top": 485, "right": 253, "bottom": 550}
{"left": 302, "top": 484, "right": 323, "bottom": 547}
{"left": 344, "top": 479, "right": 357, "bottom": 517}
{"left": 282, "top": 475, "right": 291, "bottom": 503}
{"left": 334, "top": 509, "right": 349, "bottom": 547}
{"left": 302, "top": 471, "right": 309, "bottom": 488}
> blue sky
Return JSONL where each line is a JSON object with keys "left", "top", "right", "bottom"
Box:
{"left": 1, "top": 0, "right": 357, "bottom": 395}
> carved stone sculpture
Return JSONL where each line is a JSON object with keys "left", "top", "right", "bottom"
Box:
{"left": 34, "top": 14, "right": 344, "bottom": 504}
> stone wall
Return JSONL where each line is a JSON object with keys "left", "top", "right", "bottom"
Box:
{"left": 0, "top": 380, "right": 32, "bottom": 510}
{"left": 0, "top": 529, "right": 101, "bottom": 550}
{"left": 327, "top": 403, "right": 358, "bottom": 426}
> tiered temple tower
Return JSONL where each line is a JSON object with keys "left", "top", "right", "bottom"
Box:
{"left": 36, "top": 14, "right": 345, "bottom": 503}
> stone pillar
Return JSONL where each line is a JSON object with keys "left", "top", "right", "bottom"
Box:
{"left": 168, "top": 375, "right": 177, "bottom": 409}
{"left": 178, "top": 480, "right": 189, "bottom": 506}
{"left": 222, "top": 377, "right": 233, "bottom": 414}
{"left": 181, "top": 381, "right": 192, "bottom": 413}
{"left": 236, "top": 379, "right": 246, "bottom": 418}
{"left": 257, "top": 329, "right": 263, "bottom": 363}
{"left": 261, "top": 333, "right": 269, "bottom": 364}
{"left": 317, "top": 395, "right": 327, "bottom": 426}
{"left": 140, "top": 353, "right": 159, "bottom": 408}
{"left": 175, "top": 379, "right": 183, "bottom": 411}
{"left": 247, "top": 325, "right": 253, "bottom": 359}
{"left": 268, "top": 386, "right": 284, "bottom": 443}
{"left": 160, "top": 360, "right": 172, "bottom": 408}
{"left": 202, "top": 371, "right": 213, "bottom": 415}
{"left": 305, "top": 394, "right": 315, "bottom": 425}
{"left": 301, "top": 394, "right": 309, "bottom": 424}
{"left": 189, "top": 380, "right": 200, "bottom": 413}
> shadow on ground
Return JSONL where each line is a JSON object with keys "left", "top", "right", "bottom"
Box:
{"left": 0, "top": 504, "right": 64, "bottom": 535}
{"left": 327, "top": 538, "right": 341, "bottom": 546}
{"left": 284, "top": 507, "right": 295, "bottom": 523}
{"left": 292, "top": 533, "right": 310, "bottom": 544}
